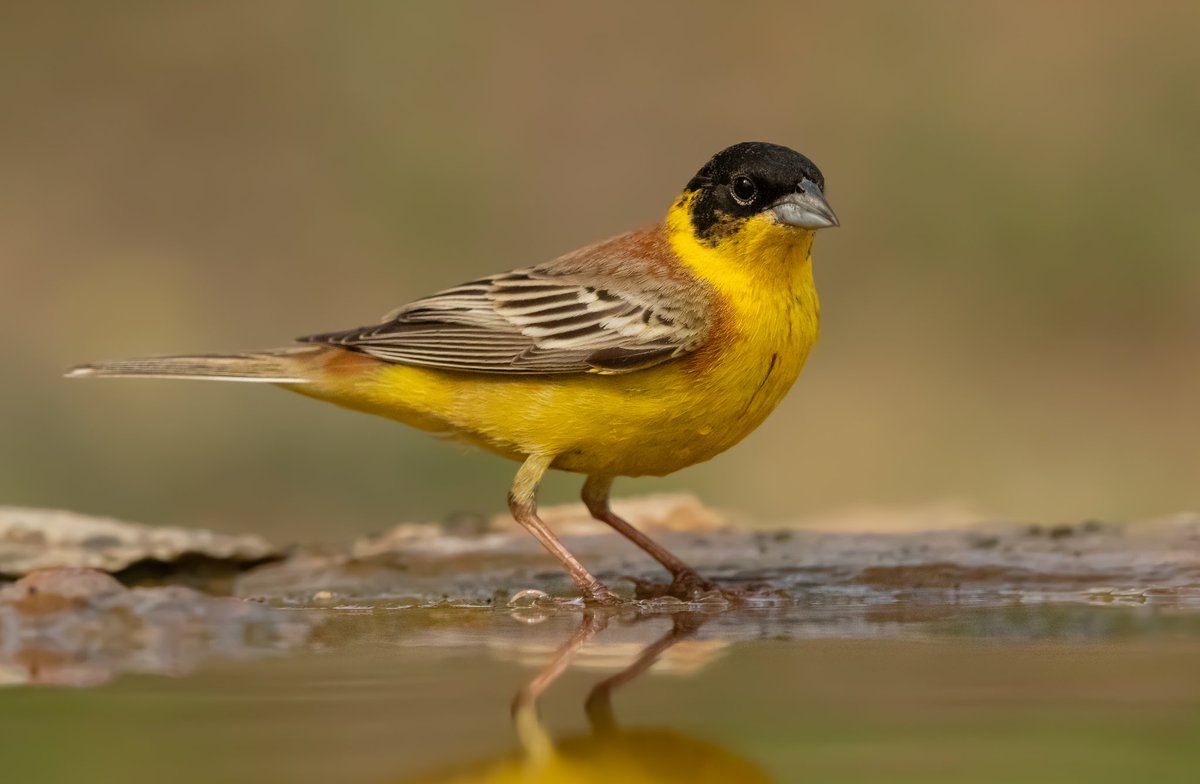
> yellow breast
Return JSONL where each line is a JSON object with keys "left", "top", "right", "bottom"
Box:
{"left": 647, "top": 196, "right": 821, "bottom": 468}
{"left": 294, "top": 200, "right": 819, "bottom": 478}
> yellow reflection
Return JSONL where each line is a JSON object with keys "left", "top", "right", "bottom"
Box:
{"left": 402, "top": 611, "right": 773, "bottom": 784}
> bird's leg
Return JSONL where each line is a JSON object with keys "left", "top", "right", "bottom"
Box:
{"left": 512, "top": 610, "right": 609, "bottom": 763}
{"left": 513, "top": 610, "right": 608, "bottom": 715}
{"left": 510, "top": 455, "right": 622, "bottom": 606}
{"left": 582, "top": 475, "right": 719, "bottom": 600}
{"left": 584, "top": 612, "right": 708, "bottom": 735}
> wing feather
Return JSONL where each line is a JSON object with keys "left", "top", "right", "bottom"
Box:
{"left": 300, "top": 229, "right": 711, "bottom": 375}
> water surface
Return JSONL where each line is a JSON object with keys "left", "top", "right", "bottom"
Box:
{"left": 5, "top": 600, "right": 1200, "bottom": 783}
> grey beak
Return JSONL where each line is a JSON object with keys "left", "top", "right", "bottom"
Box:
{"left": 771, "top": 178, "right": 840, "bottom": 229}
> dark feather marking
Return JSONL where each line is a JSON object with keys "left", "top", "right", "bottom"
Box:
{"left": 538, "top": 324, "right": 610, "bottom": 342}
{"left": 738, "top": 352, "right": 779, "bottom": 419}
{"left": 529, "top": 307, "right": 626, "bottom": 330}
{"left": 587, "top": 345, "right": 678, "bottom": 372}
{"left": 495, "top": 284, "right": 567, "bottom": 295}
{"left": 499, "top": 291, "right": 580, "bottom": 308}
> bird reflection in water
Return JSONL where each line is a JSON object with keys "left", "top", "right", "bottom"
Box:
{"left": 403, "top": 610, "right": 773, "bottom": 783}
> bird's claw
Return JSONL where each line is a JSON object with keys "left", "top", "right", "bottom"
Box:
{"left": 629, "top": 571, "right": 741, "bottom": 603}
{"left": 582, "top": 586, "right": 625, "bottom": 607}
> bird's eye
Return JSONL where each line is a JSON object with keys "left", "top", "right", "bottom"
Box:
{"left": 730, "top": 175, "right": 757, "bottom": 205}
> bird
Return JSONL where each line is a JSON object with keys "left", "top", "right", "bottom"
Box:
{"left": 399, "top": 611, "right": 774, "bottom": 784}
{"left": 67, "top": 141, "right": 839, "bottom": 605}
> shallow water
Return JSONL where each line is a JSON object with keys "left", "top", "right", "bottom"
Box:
{"left": 5, "top": 599, "right": 1200, "bottom": 784}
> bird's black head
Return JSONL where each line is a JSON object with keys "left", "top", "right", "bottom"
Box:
{"left": 683, "top": 142, "right": 838, "bottom": 244}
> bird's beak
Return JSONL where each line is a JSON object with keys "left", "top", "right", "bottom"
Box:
{"left": 771, "top": 178, "right": 840, "bottom": 229}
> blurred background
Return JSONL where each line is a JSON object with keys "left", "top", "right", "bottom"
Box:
{"left": 2, "top": 1, "right": 1198, "bottom": 541}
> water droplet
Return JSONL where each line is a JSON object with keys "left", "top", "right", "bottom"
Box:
{"left": 508, "top": 588, "right": 552, "bottom": 608}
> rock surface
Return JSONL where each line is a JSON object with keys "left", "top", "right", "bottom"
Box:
{"left": 237, "top": 505, "right": 1200, "bottom": 608}
{"left": 5, "top": 500, "right": 1200, "bottom": 610}
{"left": 0, "top": 506, "right": 279, "bottom": 579}
{"left": 4, "top": 501, "right": 1200, "bottom": 689}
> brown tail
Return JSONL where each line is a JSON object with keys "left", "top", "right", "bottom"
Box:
{"left": 65, "top": 348, "right": 323, "bottom": 383}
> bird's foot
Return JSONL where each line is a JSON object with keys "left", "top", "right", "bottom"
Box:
{"left": 630, "top": 571, "right": 740, "bottom": 603}
{"left": 582, "top": 585, "right": 625, "bottom": 607}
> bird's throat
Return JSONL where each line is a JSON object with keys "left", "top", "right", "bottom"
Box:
{"left": 666, "top": 194, "right": 816, "bottom": 301}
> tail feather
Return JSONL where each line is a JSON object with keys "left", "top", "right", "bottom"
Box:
{"left": 65, "top": 349, "right": 319, "bottom": 383}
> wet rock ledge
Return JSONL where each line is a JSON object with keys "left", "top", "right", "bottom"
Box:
{"left": 0, "top": 506, "right": 278, "bottom": 584}
{"left": 3, "top": 498, "right": 1200, "bottom": 686}
{"left": 3, "top": 497, "right": 1199, "bottom": 608}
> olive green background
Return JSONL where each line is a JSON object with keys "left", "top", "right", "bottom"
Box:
{"left": 3, "top": 2, "right": 1198, "bottom": 540}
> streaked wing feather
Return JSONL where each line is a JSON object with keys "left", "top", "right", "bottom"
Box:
{"left": 300, "top": 232, "right": 710, "bottom": 375}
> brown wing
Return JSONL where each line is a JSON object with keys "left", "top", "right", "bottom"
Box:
{"left": 299, "top": 228, "right": 711, "bottom": 375}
